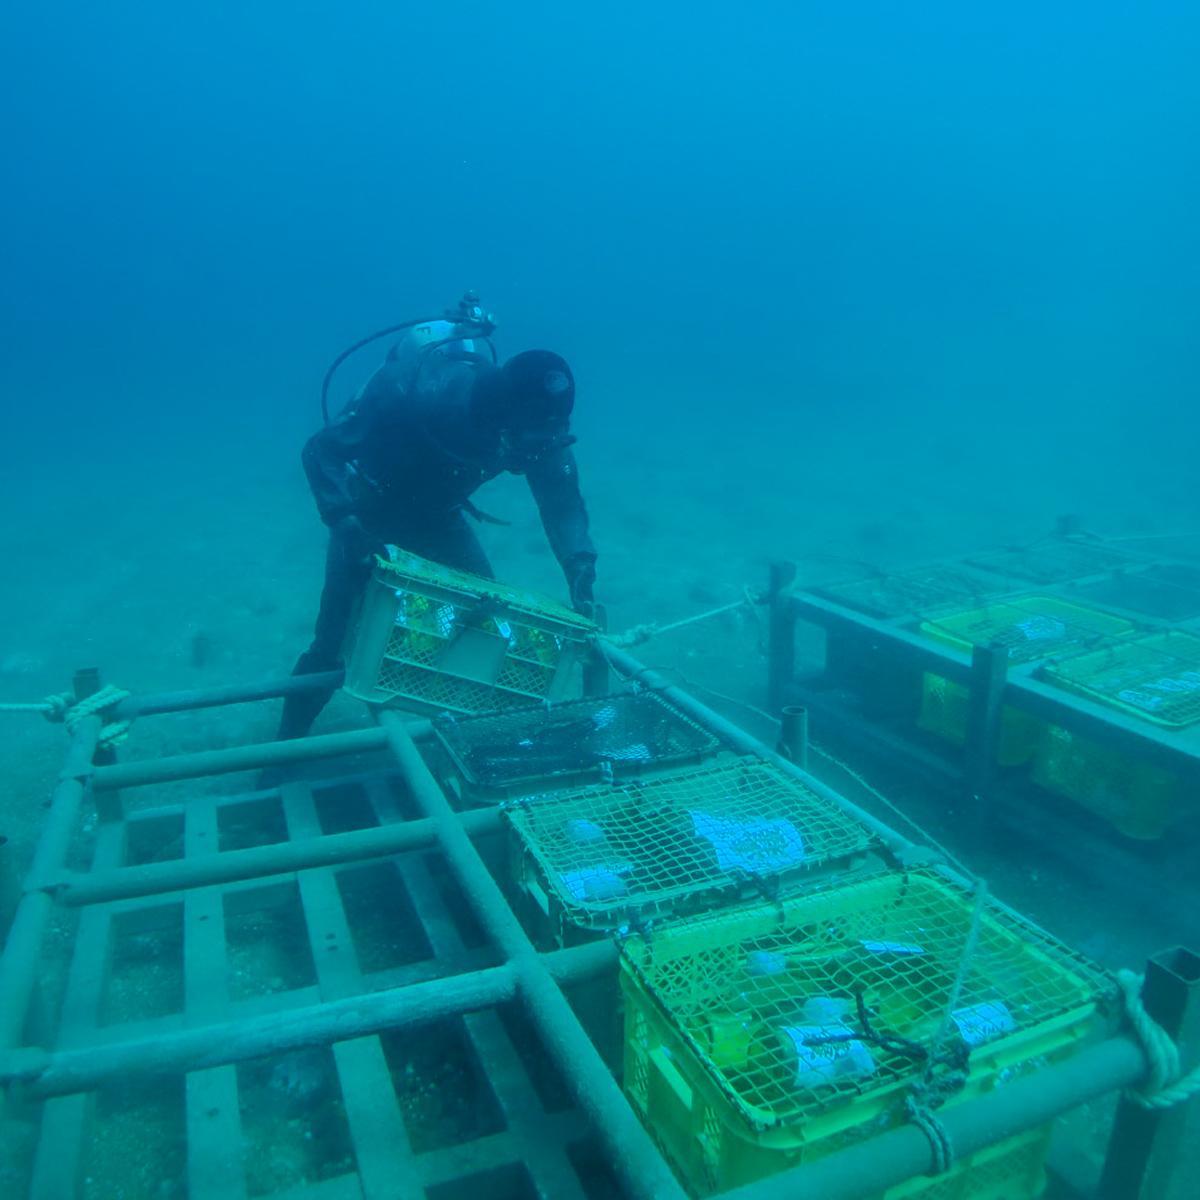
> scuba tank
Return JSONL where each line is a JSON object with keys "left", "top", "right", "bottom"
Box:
{"left": 320, "top": 290, "right": 498, "bottom": 424}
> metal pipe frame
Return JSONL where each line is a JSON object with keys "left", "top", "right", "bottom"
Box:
{"left": 785, "top": 590, "right": 1200, "bottom": 781}
{"left": 0, "top": 653, "right": 1182, "bottom": 1200}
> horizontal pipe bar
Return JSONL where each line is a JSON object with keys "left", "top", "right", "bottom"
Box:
{"left": 91, "top": 726, "right": 391, "bottom": 790}
{"left": 115, "top": 670, "right": 346, "bottom": 720}
{"left": 378, "top": 711, "right": 687, "bottom": 1200}
{"left": 788, "top": 592, "right": 1200, "bottom": 779}
{"left": 598, "top": 641, "right": 921, "bottom": 860}
{"left": 719, "top": 1034, "right": 1149, "bottom": 1200}
{"left": 3, "top": 940, "right": 617, "bottom": 1099}
{"left": 8, "top": 965, "right": 515, "bottom": 1097}
{"left": 42, "top": 807, "right": 503, "bottom": 907}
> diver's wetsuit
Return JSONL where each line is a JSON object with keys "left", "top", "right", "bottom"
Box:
{"left": 280, "top": 356, "right": 596, "bottom": 738}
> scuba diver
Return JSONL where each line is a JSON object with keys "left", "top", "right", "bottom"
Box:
{"left": 277, "top": 291, "right": 598, "bottom": 740}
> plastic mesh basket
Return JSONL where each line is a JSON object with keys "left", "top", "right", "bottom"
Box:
{"left": 621, "top": 869, "right": 1109, "bottom": 1195}
{"left": 434, "top": 691, "right": 722, "bottom": 799}
{"left": 505, "top": 759, "right": 877, "bottom": 931}
{"left": 916, "top": 598, "right": 1134, "bottom": 763}
{"left": 921, "top": 597, "right": 1134, "bottom": 665}
{"left": 965, "top": 540, "right": 1134, "bottom": 585}
{"left": 1043, "top": 630, "right": 1200, "bottom": 729}
{"left": 343, "top": 551, "right": 595, "bottom": 715}
{"left": 813, "top": 567, "right": 1002, "bottom": 620}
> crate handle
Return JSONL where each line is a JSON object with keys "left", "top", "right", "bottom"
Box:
{"left": 650, "top": 1046, "right": 694, "bottom": 1112}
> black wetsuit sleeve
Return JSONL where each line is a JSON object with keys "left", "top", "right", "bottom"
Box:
{"left": 300, "top": 383, "right": 388, "bottom": 527}
{"left": 525, "top": 443, "right": 597, "bottom": 569}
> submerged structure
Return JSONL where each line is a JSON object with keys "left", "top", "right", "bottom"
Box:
{"left": 0, "top": 539, "right": 1195, "bottom": 1199}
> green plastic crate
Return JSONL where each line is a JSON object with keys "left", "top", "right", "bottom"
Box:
{"left": 917, "top": 597, "right": 1135, "bottom": 765}
{"left": 342, "top": 551, "right": 595, "bottom": 715}
{"left": 505, "top": 758, "right": 878, "bottom": 934}
{"left": 1028, "top": 632, "right": 1200, "bottom": 838}
{"left": 621, "top": 869, "right": 1110, "bottom": 1197}
{"left": 1042, "top": 630, "right": 1200, "bottom": 729}
{"left": 1031, "top": 725, "right": 1184, "bottom": 840}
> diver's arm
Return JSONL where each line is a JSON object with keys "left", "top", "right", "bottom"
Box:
{"left": 526, "top": 444, "right": 597, "bottom": 605}
{"left": 300, "top": 383, "right": 388, "bottom": 527}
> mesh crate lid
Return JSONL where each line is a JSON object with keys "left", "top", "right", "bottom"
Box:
{"left": 621, "top": 869, "right": 1112, "bottom": 1129}
{"left": 504, "top": 758, "right": 877, "bottom": 930}
{"left": 921, "top": 596, "right": 1134, "bottom": 664}
{"left": 813, "top": 566, "right": 1003, "bottom": 620}
{"left": 376, "top": 551, "right": 596, "bottom": 635}
{"left": 966, "top": 540, "right": 1136, "bottom": 585}
{"left": 434, "top": 692, "right": 722, "bottom": 792}
{"left": 1043, "top": 630, "right": 1200, "bottom": 729}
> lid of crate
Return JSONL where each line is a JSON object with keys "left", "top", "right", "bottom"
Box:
{"left": 920, "top": 596, "right": 1134, "bottom": 663}
{"left": 376, "top": 551, "right": 596, "bottom": 633}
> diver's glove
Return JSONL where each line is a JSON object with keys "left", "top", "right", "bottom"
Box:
{"left": 332, "top": 515, "right": 384, "bottom": 570}
{"left": 565, "top": 553, "right": 597, "bottom": 616}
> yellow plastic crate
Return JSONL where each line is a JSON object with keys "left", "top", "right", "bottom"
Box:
{"left": 505, "top": 758, "right": 878, "bottom": 933}
{"left": 1028, "top": 633, "right": 1200, "bottom": 838}
{"left": 1031, "top": 725, "right": 1184, "bottom": 840}
{"left": 342, "top": 551, "right": 595, "bottom": 715}
{"left": 1042, "top": 631, "right": 1200, "bottom": 729}
{"left": 621, "top": 869, "right": 1109, "bottom": 1197}
{"left": 917, "top": 597, "right": 1134, "bottom": 765}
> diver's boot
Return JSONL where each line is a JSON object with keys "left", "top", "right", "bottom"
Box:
{"left": 259, "top": 690, "right": 326, "bottom": 790}
{"left": 275, "top": 687, "right": 331, "bottom": 742}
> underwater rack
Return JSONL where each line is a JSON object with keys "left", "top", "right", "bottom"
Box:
{"left": 0, "top": 637, "right": 1195, "bottom": 1199}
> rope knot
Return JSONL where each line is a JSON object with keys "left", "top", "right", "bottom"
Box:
{"left": 1118, "top": 968, "right": 1200, "bottom": 1109}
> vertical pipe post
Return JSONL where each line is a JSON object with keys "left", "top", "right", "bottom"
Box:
{"left": 767, "top": 561, "right": 798, "bottom": 712}
{"left": 582, "top": 603, "right": 611, "bottom": 698}
{"left": 74, "top": 668, "right": 123, "bottom": 823}
{"left": 778, "top": 706, "right": 809, "bottom": 771}
{"left": 963, "top": 641, "right": 1007, "bottom": 844}
{"left": 1099, "top": 947, "right": 1200, "bottom": 1200}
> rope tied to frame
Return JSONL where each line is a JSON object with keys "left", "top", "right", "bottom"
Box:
{"left": 0, "top": 684, "right": 135, "bottom": 749}
{"left": 606, "top": 587, "right": 763, "bottom": 649}
{"left": 901, "top": 879, "right": 989, "bottom": 1175}
{"left": 1117, "top": 968, "right": 1200, "bottom": 1110}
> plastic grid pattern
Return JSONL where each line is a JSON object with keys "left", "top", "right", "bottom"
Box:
{"left": 434, "top": 692, "right": 723, "bottom": 797}
{"left": 504, "top": 759, "right": 877, "bottom": 930}
{"left": 621, "top": 869, "right": 1109, "bottom": 1130}
{"left": 1043, "top": 630, "right": 1200, "bottom": 729}
{"left": 375, "top": 656, "right": 530, "bottom": 715}
{"left": 348, "top": 551, "right": 596, "bottom": 715}
{"left": 921, "top": 597, "right": 1133, "bottom": 665}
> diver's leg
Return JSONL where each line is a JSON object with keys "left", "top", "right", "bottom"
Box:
{"left": 277, "top": 533, "right": 372, "bottom": 739}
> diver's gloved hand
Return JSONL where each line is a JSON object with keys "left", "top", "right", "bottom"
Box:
{"left": 332, "top": 515, "right": 383, "bottom": 569}
{"left": 565, "top": 553, "right": 597, "bottom": 616}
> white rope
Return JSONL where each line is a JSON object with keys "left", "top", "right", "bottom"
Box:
{"left": 1, "top": 685, "right": 135, "bottom": 748}
{"left": 1118, "top": 968, "right": 1200, "bottom": 1109}
{"left": 607, "top": 588, "right": 760, "bottom": 649}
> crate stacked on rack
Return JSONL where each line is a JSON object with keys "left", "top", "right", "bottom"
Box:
{"left": 1032, "top": 632, "right": 1200, "bottom": 838}
{"left": 358, "top": 555, "right": 1114, "bottom": 1199}
{"left": 342, "top": 551, "right": 596, "bottom": 715}
{"left": 503, "top": 757, "right": 879, "bottom": 936}
{"left": 916, "top": 597, "right": 1135, "bottom": 764}
{"left": 432, "top": 691, "right": 722, "bottom": 803}
{"left": 620, "top": 868, "right": 1112, "bottom": 1198}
